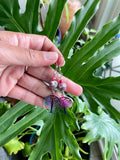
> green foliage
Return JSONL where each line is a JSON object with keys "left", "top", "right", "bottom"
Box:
{"left": 82, "top": 107, "right": 120, "bottom": 160}
{"left": 22, "top": 142, "right": 33, "bottom": 157}
{"left": 4, "top": 136, "right": 24, "bottom": 155}
{"left": 30, "top": 110, "right": 81, "bottom": 160}
{"left": 42, "top": 0, "right": 67, "bottom": 40}
{"left": 0, "top": 0, "right": 120, "bottom": 159}
{"left": 84, "top": 28, "right": 96, "bottom": 41}
{"left": 63, "top": 16, "right": 120, "bottom": 122}
{"left": 0, "top": 101, "right": 81, "bottom": 160}
{"left": 65, "top": 3, "right": 69, "bottom": 23}
{"left": 0, "top": 101, "right": 35, "bottom": 134}
{"left": 0, "top": 0, "right": 41, "bottom": 33}
{"left": 0, "top": 101, "right": 11, "bottom": 116}
{"left": 59, "top": 0, "right": 100, "bottom": 59}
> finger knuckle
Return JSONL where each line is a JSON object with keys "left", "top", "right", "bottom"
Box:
{"left": 26, "top": 49, "right": 36, "bottom": 65}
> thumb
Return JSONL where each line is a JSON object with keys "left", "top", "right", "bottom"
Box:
{"left": 0, "top": 41, "right": 58, "bottom": 66}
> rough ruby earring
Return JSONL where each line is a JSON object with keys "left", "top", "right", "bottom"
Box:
{"left": 49, "top": 63, "right": 58, "bottom": 91}
{"left": 58, "top": 79, "right": 66, "bottom": 92}
{"left": 49, "top": 77, "right": 58, "bottom": 90}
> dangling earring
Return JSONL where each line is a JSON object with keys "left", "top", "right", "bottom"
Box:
{"left": 43, "top": 63, "right": 62, "bottom": 113}
{"left": 57, "top": 65, "right": 73, "bottom": 113}
{"left": 43, "top": 63, "right": 73, "bottom": 113}
{"left": 49, "top": 63, "right": 58, "bottom": 93}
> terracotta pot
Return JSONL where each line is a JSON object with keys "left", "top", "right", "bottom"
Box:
{"left": 59, "top": 0, "right": 81, "bottom": 39}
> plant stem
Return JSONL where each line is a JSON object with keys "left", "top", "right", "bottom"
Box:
{"left": 28, "top": 126, "right": 38, "bottom": 132}
{"left": 77, "top": 137, "right": 84, "bottom": 141}
{"left": 63, "top": 156, "right": 74, "bottom": 159}
{"left": 64, "top": 145, "right": 69, "bottom": 160}
{"left": 77, "top": 113, "right": 83, "bottom": 119}
{"left": 74, "top": 130, "right": 86, "bottom": 136}
{"left": 79, "top": 147, "right": 88, "bottom": 155}
{"left": 78, "top": 118, "right": 85, "bottom": 123}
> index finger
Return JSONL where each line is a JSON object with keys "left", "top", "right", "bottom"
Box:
{"left": 0, "top": 31, "right": 65, "bottom": 66}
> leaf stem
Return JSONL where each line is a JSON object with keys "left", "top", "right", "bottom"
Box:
{"left": 64, "top": 145, "right": 69, "bottom": 160}
{"left": 79, "top": 147, "right": 88, "bottom": 155}
{"left": 74, "top": 130, "right": 86, "bottom": 136}
{"left": 28, "top": 126, "right": 38, "bottom": 132}
{"left": 63, "top": 156, "right": 73, "bottom": 159}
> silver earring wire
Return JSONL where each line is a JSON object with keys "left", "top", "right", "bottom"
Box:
{"left": 58, "top": 65, "right": 63, "bottom": 79}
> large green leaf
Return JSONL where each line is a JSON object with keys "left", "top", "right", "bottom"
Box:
{"left": 0, "top": 106, "right": 46, "bottom": 146}
{"left": 82, "top": 108, "right": 120, "bottom": 160}
{"left": 29, "top": 110, "right": 81, "bottom": 160}
{"left": 59, "top": 0, "right": 100, "bottom": 59}
{"left": 0, "top": 0, "right": 41, "bottom": 33}
{"left": 42, "top": 0, "right": 67, "bottom": 41}
{"left": 63, "top": 15, "right": 120, "bottom": 74}
{"left": 0, "top": 101, "right": 35, "bottom": 134}
{"left": 62, "top": 17, "right": 120, "bottom": 121}
{"left": 0, "top": 103, "right": 81, "bottom": 160}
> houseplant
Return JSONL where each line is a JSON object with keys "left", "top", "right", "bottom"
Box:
{"left": 0, "top": 0, "right": 120, "bottom": 159}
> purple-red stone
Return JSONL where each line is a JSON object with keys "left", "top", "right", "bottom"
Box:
{"left": 49, "top": 80, "right": 58, "bottom": 90}
{"left": 58, "top": 82, "right": 66, "bottom": 91}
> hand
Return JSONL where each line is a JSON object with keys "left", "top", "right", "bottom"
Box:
{"left": 0, "top": 31, "right": 82, "bottom": 107}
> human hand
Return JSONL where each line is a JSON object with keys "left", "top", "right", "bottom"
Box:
{"left": 0, "top": 31, "right": 82, "bottom": 107}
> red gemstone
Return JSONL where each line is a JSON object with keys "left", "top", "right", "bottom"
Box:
{"left": 59, "top": 79, "right": 63, "bottom": 83}
{"left": 52, "top": 77, "right": 56, "bottom": 81}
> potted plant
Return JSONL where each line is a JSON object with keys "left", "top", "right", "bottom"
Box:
{"left": 0, "top": 0, "right": 120, "bottom": 160}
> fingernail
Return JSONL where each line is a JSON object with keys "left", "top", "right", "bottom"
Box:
{"left": 44, "top": 52, "right": 58, "bottom": 60}
{"left": 61, "top": 60, "right": 65, "bottom": 66}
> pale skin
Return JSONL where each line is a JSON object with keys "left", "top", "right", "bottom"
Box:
{"left": 0, "top": 31, "right": 83, "bottom": 107}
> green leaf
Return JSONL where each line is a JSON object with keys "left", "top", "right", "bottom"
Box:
{"left": 0, "top": 101, "right": 11, "bottom": 116}
{"left": 63, "top": 15, "right": 120, "bottom": 75}
{"left": 29, "top": 110, "right": 81, "bottom": 160}
{"left": 0, "top": 103, "right": 81, "bottom": 160}
{"left": 42, "top": 0, "right": 67, "bottom": 41}
{"left": 22, "top": 142, "right": 32, "bottom": 157}
{"left": 89, "top": 29, "right": 96, "bottom": 33}
{"left": 63, "top": 17, "right": 120, "bottom": 121}
{"left": 0, "top": 107, "right": 45, "bottom": 146}
{"left": 82, "top": 108, "right": 120, "bottom": 160}
{"left": 71, "top": 96, "right": 88, "bottom": 114}
{"left": 0, "top": 0, "right": 41, "bottom": 33}
{"left": 76, "top": 40, "right": 120, "bottom": 120}
{"left": 74, "top": 39, "right": 120, "bottom": 82}
{"left": 59, "top": 0, "right": 100, "bottom": 59}
{"left": 65, "top": 3, "right": 69, "bottom": 23}
{"left": 0, "top": 101, "right": 35, "bottom": 134}
{"left": 4, "top": 136, "right": 24, "bottom": 155}
{"left": 84, "top": 27, "right": 90, "bottom": 35}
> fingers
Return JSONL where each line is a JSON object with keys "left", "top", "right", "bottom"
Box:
{"left": 8, "top": 85, "right": 44, "bottom": 107}
{"left": 0, "top": 41, "right": 58, "bottom": 66}
{"left": 27, "top": 66, "right": 83, "bottom": 96}
{"left": 0, "top": 65, "right": 25, "bottom": 97}
{"left": 8, "top": 80, "right": 62, "bottom": 107}
{"left": 0, "top": 31, "right": 65, "bottom": 66}
{"left": 18, "top": 73, "right": 52, "bottom": 97}
{"left": 18, "top": 73, "right": 62, "bottom": 98}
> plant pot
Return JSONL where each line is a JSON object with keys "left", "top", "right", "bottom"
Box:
{"left": 59, "top": 0, "right": 81, "bottom": 38}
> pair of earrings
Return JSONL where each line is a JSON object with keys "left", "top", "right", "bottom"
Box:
{"left": 49, "top": 64, "right": 66, "bottom": 93}
{"left": 43, "top": 64, "right": 73, "bottom": 113}
{"left": 49, "top": 77, "right": 66, "bottom": 92}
